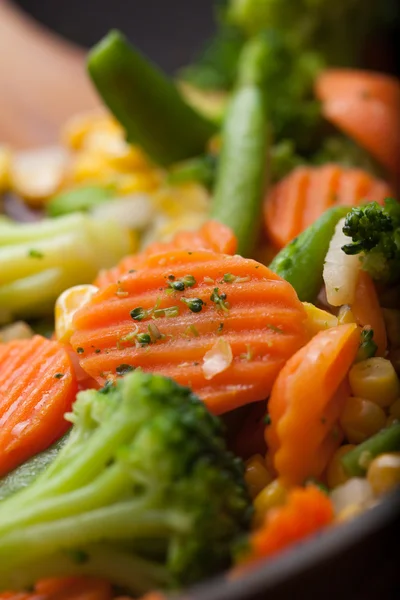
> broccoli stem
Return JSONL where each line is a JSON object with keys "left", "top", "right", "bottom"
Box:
{"left": 0, "top": 546, "right": 170, "bottom": 594}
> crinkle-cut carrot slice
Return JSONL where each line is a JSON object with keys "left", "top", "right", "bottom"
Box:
{"left": 239, "top": 486, "right": 334, "bottom": 569}
{"left": 315, "top": 69, "right": 400, "bottom": 108}
{"left": 264, "top": 164, "right": 394, "bottom": 249}
{"left": 71, "top": 249, "right": 308, "bottom": 415}
{"left": 315, "top": 69, "right": 400, "bottom": 181}
{"left": 0, "top": 335, "right": 77, "bottom": 476}
{"left": 265, "top": 324, "right": 360, "bottom": 486}
{"left": 0, "top": 577, "right": 113, "bottom": 600}
{"left": 351, "top": 270, "right": 387, "bottom": 357}
{"left": 94, "top": 220, "right": 237, "bottom": 288}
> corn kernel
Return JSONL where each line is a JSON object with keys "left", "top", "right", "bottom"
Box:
{"left": 253, "top": 479, "right": 287, "bottom": 526}
{"left": 349, "top": 358, "right": 400, "bottom": 408}
{"left": 0, "top": 146, "right": 11, "bottom": 192}
{"left": 339, "top": 396, "right": 386, "bottom": 444}
{"left": 245, "top": 455, "right": 273, "bottom": 499}
{"left": 367, "top": 452, "right": 400, "bottom": 496}
{"left": 326, "top": 444, "right": 356, "bottom": 489}
{"left": 336, "top": 503, "right": 365, "bottom": 523}
{"left": 61, "top": 110, "right": 119, "bottom": 150}
{"left": 303, "top": 302, "right": 338, "bottom": 337}
{"left": 389, "top": 399, "right": 400, "bottom": 419}
{"left": 69, "top": 152, "right": 114, "bottom": 184}
{"left": 337, "top": 305, "right": 355, "bottom": 325}
{"left": 115, "top": 171, "right": 162, "bottom": 195}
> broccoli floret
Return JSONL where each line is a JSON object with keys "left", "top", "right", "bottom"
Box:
{"left": 227, "top": 0, "right": 379, "bottom": 67}
{"left": 342, "top": 200, "right": 400, "bottom": 283}
{"left": 0, "top": 371, "right": 251, "bottom": 594}
{"left": 313, "top": 136, "right": 385, "bottom": 177}
{"left": 0, "top": 213, "right": 132, "bottom": 324}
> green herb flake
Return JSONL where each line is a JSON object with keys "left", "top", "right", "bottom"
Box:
{"left": 76, "top": 347, "right": 84, "bottom": 354}
{"left": 94, "top": 349, "right": 101, "bottom": 354}
{"left": 223, "top": 273, "right": 236, "bottom": 283}
{"left": 28, "top": 249, "right": 44, "bottom": 259}
{"left": 153, "top": 305, "right": 179, "bottom": 318}
{"left": 116, "top": 364, "right": 135, "bottom": 376}
{"left": 167, "top": 274, "right": 196, "bottom": 292}
{"left": 136, "top": 333, "right": 152, "bottom": 347}
{"left": 264, "top": 414, "right": 271, "bottom": 426}
{"left": 217, "top": 322, "right": 224, "bottom": 334}
{"left": 54, "top": 373, "right": 64, "bottom": 379}
{"left": 210, "top": 287, "right": 230, "bottom": 312}
{"left": 180, "top": 297, "right": 204, "bottom": 313}
{"left": 267, "top": 324, "right": 284, "bottom": 333}
{"left": 130, "top": 307, "right": 150, "bottom": 321}
{"left": 240, "top": 344, "right": 253, "bottom": 361}
{"left": 185, "top": 324, "right": 200, "bottom": 337}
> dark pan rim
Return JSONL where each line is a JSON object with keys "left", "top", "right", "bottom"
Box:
{"left": 182, "top": 487, "right": 400, "bottom": 600}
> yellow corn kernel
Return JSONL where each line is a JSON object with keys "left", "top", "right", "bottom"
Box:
{"left": 339, "top": 396, "right": 386, "bottom": 444}
{"left": 69, "top": 151, "right": 115, "bottom": 184}
{"left": 349, "top": 358, "right": 400, "bottom": 408}
{"left": 115, "top": 171, "right": 162, "bottom": 195}
{"left": 62, "top": 110, "right": 120, "bottom": 150}
{"left": 389, "top": 399, "right": 400, "bottom": 419}
{"left": 336, "top": 503, "right": 365, "bottom": 523}
{"left": 367, "top": 452, "right": 400, "bottom": 496}
{"left": 326, "top": 444, "right": 356, "bottom": 489}
{"left": 253, "top": 479, "right": 287, "bottom": 526}
{"left": 0, "top": 146, "right": 11, "bottom": 192}
{"left": 245, "top": 455, "right": 274, "bottom": 499}
{"left": 302, "top": 302, "right": 338, "bottom": 337}
{"left": 337, "top": 305, "right": 356, "bottom": 325}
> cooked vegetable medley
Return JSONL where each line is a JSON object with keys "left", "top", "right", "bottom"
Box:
{"left": 0, "top": 1, "right": 399, "bottom": 598}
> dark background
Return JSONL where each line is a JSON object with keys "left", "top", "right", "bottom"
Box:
{"left": 14, "top": 0, "right": 216, "bottom": 74}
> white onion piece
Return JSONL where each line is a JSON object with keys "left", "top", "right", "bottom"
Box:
{"left": 323, "top": 217, "right": 361, "bottom": 306}
{"left": 330, "top": 477, "right": 374, "bottom": 515}
{"left": 202, "top": 338, "right": 233, "bottom": 381}
{"left": 90, "top": 194, "right": 154, "bottom": 230}
{"left": 11, "top": 146, "right": 69, "bottom": 202}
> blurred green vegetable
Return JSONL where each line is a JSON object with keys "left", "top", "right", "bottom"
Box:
{"left": 211, "top": 35, "right": 270, "bottom": 256}
{"left": 88, "top": 31, "right": 217, "bottom": 166}
{"left": 0, "top": 214, "right": 132, "bottom": 324}
{"left": 47, "top": 185, "right": 114, "bottom": 217}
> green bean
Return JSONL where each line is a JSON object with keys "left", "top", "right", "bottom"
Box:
{"left": 87, "top": 31, "right": 216, "bottom": 166}
{"left": 341, "top": 423, "right": 400, "bottom": 477}
{"left": 269, "top": 205, "right": 350, "bottom": 302}
{"left": 211, "top": 36, "right": 271, "bottom": 255}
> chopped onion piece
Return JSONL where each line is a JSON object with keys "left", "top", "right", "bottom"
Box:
{"left": 11, "top": 146, "right": 69, "bottom": 204}
{"left": 90, "top": 194, "right": 154, "bottom": 230}
{"left": 202, "top": 337, "right": 233, "bottom": 380}
{"left": 323, "top": 217, "right": 361, "bottom": 306}
{"left": 330, "top": 477, "right": 374, "bottom": 515}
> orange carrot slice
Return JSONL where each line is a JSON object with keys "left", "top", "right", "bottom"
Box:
{"left": 264, "top": 164, "right": 393, "bottom": 249}
{"left": 315, "top": 69, "right": 400, "bottom": 181}
{"left": 265, "top": 324, "right": 360, "bottom": 486}
{"left": 94, "top": 220, "right": 237, "bottom": 288}
{"left": 0, "top": 578, "right": 113, "bottom": 600}
{"left": 351, "top": 270, "right": 387, "bottom": 357}
{"left": 239, "top": 486, "right": 333, "bottom": 568}
{"left": 71, "top": 249, "right": 308, "bottom": 415}
{"left": 0, "top": 335, "right": 78, "bottom": 476}
{"left": 315, "top": 69, "right": 400, "bottom": 108}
